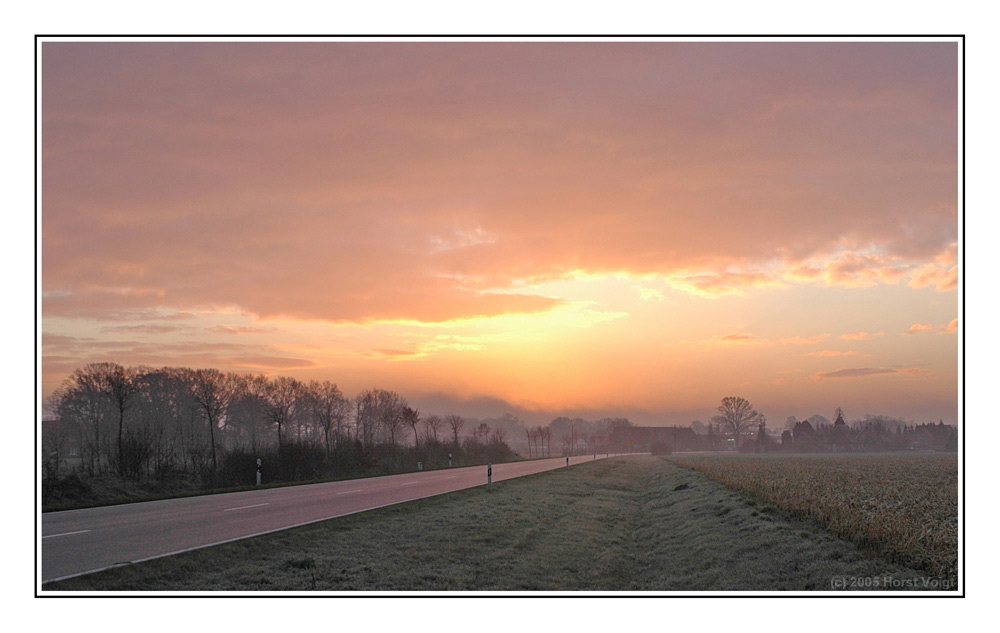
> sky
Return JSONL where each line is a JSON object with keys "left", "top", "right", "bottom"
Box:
{"left": 40, "top": 40, "right": 960, "bottom": 426}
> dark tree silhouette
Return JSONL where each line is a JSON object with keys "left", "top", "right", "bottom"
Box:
{"left": 404, "top": 406, "right": 421, "bottom": 448}
{"left": 712, "top": 396, "right": 763, "bottom": 448}
{"left": 423, "top": 414, "right": 443, "bottom": 442}
{"left": 446, "top": 413, "right": 465, "bottom": 445}
{"left": 188, "top": 368, "right": 232, "bottom": 475}
{"left": 99, "top": 363, "right": 137, "bottom": 477}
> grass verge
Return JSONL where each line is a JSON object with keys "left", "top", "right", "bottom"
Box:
{"left": 46, "top": 456, "right": 948, "bottom": 592}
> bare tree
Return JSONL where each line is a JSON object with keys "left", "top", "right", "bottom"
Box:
{"left": 355, "top": 389, "right": 379, "bottom": 447}
{"left": 134, "top": 368, "right": 191, "bottom": 476}
{"left": 473, "top": 422, "right": 490, "bottom": 443}
{"left": 261, "top": 376, "right": 303, "bottom": 448}
{"left": 376, "top": 390, "right": 407, "bottom": 446}
{"left": 308, "top": 380, "right": 351, "bottom": 458}
{"left": 93, "top": 363, "right": 138, "bottom": 477}
{"left": 404, "top": 406, "right": 421, "bottom": 448}
{"left": 51, "top": 365, "right": 114, "bottom": 476}
{"left": 713, "top": 396, "right": 763, "bottom": 448}
{"left": 423, "top": 414, "right": 443, "bottom": 443}
{"left": 540, "top": 426, "right": 552, "bottom": 457}
{"left": 446, "top": 413, "right": 465, "bottom": 446}
{"left": 188, "top": 368, "right": 234, "bottom": 474}
{"left": 489, "top": 425, "right": 506, "bottom": 445}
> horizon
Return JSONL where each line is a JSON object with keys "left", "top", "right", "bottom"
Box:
{"left": 40, "top": 40, "right": 960, "bottom": 427}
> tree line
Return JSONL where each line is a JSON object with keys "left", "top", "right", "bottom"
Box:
{"left": 43, "top": 363, "right": 518, "bottom": 494}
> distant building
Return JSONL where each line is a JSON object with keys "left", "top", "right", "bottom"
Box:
{"left": 616, "top": 425, "right": 701, "bottom": 452}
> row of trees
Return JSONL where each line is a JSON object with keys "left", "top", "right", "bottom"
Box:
{"left": 700, "top": 398, "right": 956, "bottom": 453}
{"left": 44, "top": 363, "right": 516, "bottom": 488}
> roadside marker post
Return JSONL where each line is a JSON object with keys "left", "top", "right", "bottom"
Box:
{"left": 256, "top": 458, "right": 262, "bottom": 487}
{"left": 566, "top": 456, "right": 569, "bottom": 468}
{"left": 487, "top": 462, "right": 492, "bottom": 490}
{"left": 448, "top": 452, "right": 453, "bottom": 468}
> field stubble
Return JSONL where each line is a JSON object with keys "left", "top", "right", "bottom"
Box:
{"left": 670, "top": 453, "right": 958, "bottom": 582}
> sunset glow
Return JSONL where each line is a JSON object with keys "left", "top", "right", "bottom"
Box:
{"left": 41, "top": 40, "right": 960, "bottom": 425}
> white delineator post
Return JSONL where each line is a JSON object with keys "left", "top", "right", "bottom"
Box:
{"left": 256, "top": 458, "right": 262, "bottom": 487}
{"left": 487, "top": 462, "right": 492, "bottom": 490}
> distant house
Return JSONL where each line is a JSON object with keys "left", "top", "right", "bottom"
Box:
{"left": 829, "top": 414, "right": 852, "bottom": 451}
{"left": 617, "top": 426, "right": 701, "bottom": 452}
{"left": 792, "top": 419, "right": 816, "bottom": 443}
{"left": 907, "top": 421, "right": 958, "bottom": 452}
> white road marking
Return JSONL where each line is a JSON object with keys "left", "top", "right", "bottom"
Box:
{"left": 222, "top": 503, "right": 270, "bottom": 512}
{"left": 43, "top": 530, "right": 90, "bottom": 539}
{"left": 335, "top": 489, "right": 363, "bottom": 495}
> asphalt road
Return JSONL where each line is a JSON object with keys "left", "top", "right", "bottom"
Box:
{"left": 41, "top": 454, "right": 611, "bottom": 583}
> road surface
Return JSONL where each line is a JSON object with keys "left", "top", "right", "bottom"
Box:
{"left": 41, "top": 454, "right": 611, "bottom": 584}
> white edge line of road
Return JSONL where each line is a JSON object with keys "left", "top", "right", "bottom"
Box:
{"left": 41, "top": 454, "right": 620, "bottom": 586}
{"left": 42, "top": 530, "right": 91, "bottom": 539}
{"left": 222, "top": 503, "right": 270, "bottom": 512}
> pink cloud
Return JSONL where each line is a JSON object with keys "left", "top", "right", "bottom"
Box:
{"left": 808, "top": 350, "right": 860, "bottom": 357}
{"left": 815, "top": 253, "right": 910, "bottom": 289}
{"left": 206, "top": 325, "right": 278, "bottom": 335}
{"left": 42, "top": 42, "right": 958, "bottom": 325}
{"left": 815, "top": 366, "right": 930, "bottom": 380}
{"left": 816, "top": 367, "right": 897, "bottom": 380}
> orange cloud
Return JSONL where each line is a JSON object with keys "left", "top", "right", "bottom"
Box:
{"left": 840, "top": 331, "right": 885, "bottom": 341}
{"left": 905, "top": 320, "right": 956, "bottom": 335}
{"left": 666, "top": 271, "right": 779, "bottom": 297}
{"left": 909, "top": 244, "right": 958, "bottom": 292}
{"left": 780, "top": 334, "right": 830, "bottom": 345}
{"left": 368, "top": 348, "right": 422, "bottom": 359}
